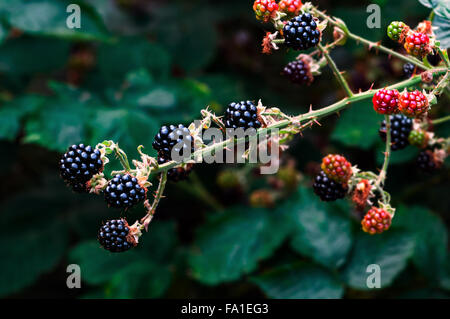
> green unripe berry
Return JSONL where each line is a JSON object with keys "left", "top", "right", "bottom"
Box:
{"left": 387, "top": 21, "right": 406, "bottom": 42}
{"left": 408, "top": 129, "right": 427, "bottom": 148}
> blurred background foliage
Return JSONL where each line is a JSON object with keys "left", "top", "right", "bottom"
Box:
{"left": 0, "top": 0, "right": 449, "bottom": 299}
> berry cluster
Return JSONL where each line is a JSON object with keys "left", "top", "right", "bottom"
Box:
{"left": 372, "top": 88, "right": 400, "bottom": 115}
{"left": 379, "top": 114, "right": 413, "bottom": 151}
{"left": 224, "top": 101, "right": 262, "bottom": 130}
{"left": 104, "top": 174, "right": 147, "bottom": 209}
{"left": 404, "top": 31, "right": 430, "bottom": 57}
{"left": 59, "top": 144, "right": 104, "bottom": 193}
{"left": 361, "top": 207, "right": 392, "bottom": 234}
{"left": 98, "top": 219, "right": 135, "bottom": 253}
{"left": 253, "top": 0, "right": 279, "bottom": 22}
{"left": 283, "top": 58, "right": 313, "bottom": 85}
{"left": 278, "top": 0, "right": 302, "bottom": 16}
{"left": 398, "top": 90, "right": 429, "bottom": 117}
{"left": 313, "top": 171, "right": 348, "bottom": 202}
{"left": 320, "top": 154, "right": 352, "bottom": 184}
{"left": 387, "top": 21, "right": 408, "bottom": 42}
{"left": 283, "top": 13, "right": 321, "bottom": 51}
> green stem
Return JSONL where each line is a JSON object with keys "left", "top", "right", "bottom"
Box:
{"left": 318, "top": 43, "right": 354, "bottom": 97}
{"left": 377, "top": 115, "right": 391, "bottom": 188}
{"left": 311, "top": 7, "right": 428, "bottom": 70}
{"left": 139, "top": 171, "right": 168, "bottom": 228}
{"left": 432, "top": 114, "right": 450, "bottom": 126}
{"left": 150, "top": 70, "right": 446, "bottom": 176}
{"left": 176, "top": 172, "right": 224, "bottom": 211}
{"left": 114, "top": 146, "right": 131, "bottom": 171}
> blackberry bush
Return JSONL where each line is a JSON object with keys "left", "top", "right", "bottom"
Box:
{"left": 379, "top": 114, "right": 413, "bottom": 151}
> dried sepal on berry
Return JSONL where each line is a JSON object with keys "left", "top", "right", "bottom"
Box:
{"left": 352, "top": 179, "right": 373, "bottom": 211}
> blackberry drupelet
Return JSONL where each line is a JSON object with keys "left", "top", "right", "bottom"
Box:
{"left": 224, "top": 100, "right": 262, "bottom": 130}
{"left": 313, "top": 171, "right": 347, "bottom": 202}
{"left": 417, "top": 150, "right": 437, "bottom": 173}
{"left": 98, "top": 219, "right": 134, "bottom": 252}
{"left": 283, "top": 13, "right": 320, "bottom": 51}
{"left": 104, "top": 174, "right": 146, "bottom": 209}
{"left": 379, "top": 114, "right": 413, "bottom": 151}
{"left": 403, "top": 63, "right": 415, "bottom": 78}
{"left": 59, "top": 144, "right": 103, "bottom": 186}
{"left": 283, "top": 59, "right": 313, "bottom": 85}
{"left": 158, "top": 156, "right": 193, "bottom": 182}
{"left": 152, "top": 124, "right": 194, "bottom": 160}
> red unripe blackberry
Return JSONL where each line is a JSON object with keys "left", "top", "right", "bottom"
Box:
{"left": 372, "top": 88, "right": 400, "bottom": 115}
{"left": 283, "top": 59, "right": 313, "bottom": 85}
{"left": 404, "top": 32, "right": 430, "bottom": 57}
{"left": 152, "top": 124, "right": 194, "bottom": 160}
{"left": 283, "top": 13, "right": 321, "bottom": 51}
{"left": 105, "top": 174, "right": 146, "bottom": 209}
{"left": 98, "top": 219, "right": 135, "bottom": 252}
{"left": 224, "top": 100, "right": 262, "bottom": 130}
{"left": 59, "top": 144, "right": 103, "bottom": 186}
{"left": 158, "top": 156, "right": 193, "bottom": 182}
{"left": 398, "top": 90, "right": 429, "bottom": 117}
{"left": 362, "top": 207, "right": 392, "bottom": 234}
{"left": 279, "top": 0, "right": 302, "bottom": 16}
{"left": 379, "top": 114, "right": 413, "bottom": 151}
{"left": 321, "top": 154, "right": 352, "bottom": 184}
{"left": 313, "top": 171, "right": 348, "bottom": 202}
{"left": 253, "top": 0, "right": 279, "bottom": 22}
{"left": 417, "top": 149, "right": 438, "bottom": 173}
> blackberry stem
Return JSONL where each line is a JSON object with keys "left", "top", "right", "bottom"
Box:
{"left": 318, "top": 43, "right": 353, "bottom": 97}
{"left": 114, "top": 146, "right": 131, "bottom": 171}
{"left": 139, "top": 171, "right": 168, "bottom": 229}
{"left": 311, "top": 8, "right": 428, "bottom": 70}
{"left": 376, "top": 115, "right": 392, "bottom": 202}
{"left": 150, "top": 70, "right": 447, "bottom": 176}
{"left": 432, "top": 115, "right": 450, "bottom": 126}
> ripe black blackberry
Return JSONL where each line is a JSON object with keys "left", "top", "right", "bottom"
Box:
{"left": 417, "top": 150, "right": 437, "bottom": 173}
{"left": 403, "top": 63, "right": 415, "bottom": 78}
{"left": 98, "top": 219, "right": 135, "bottom": 252}
{"left": 59, "top": 144, "right": 103, "bottom": 185}
{"left": 158, "top": 156, "right": 193, "bottom": 182}
{"left": 313, "top": 171, "right": 347, "bottom": 202}
{"left": 152, "top": 124, "right": 194, "bottom": 160}
{"left": 283, "top": 59, "right": 313, "bottom": 85}
{"left": 224, "top": 100, "right": 262, "bottom": 130}
{"left": 104, "top": 174, "right": 146, "bottom": 209}
{"left": 283, "top": 13, "right": 321, "bottom": 51}
{"left": 379, "top": 114, "right": 413, "bottom": 151}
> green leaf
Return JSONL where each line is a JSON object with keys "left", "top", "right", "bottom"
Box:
{"left": 341, "top": 231, "right": 415, "bottom": 290}
{"left": 331, "top": 102, "right": 383, "bottom": 150}
{"left": 89, "top": 108, "right": 159, "bottom": 156}
{"left": 0, "top": 187, "right": 70, "bottom": 297}
{"left": 434, "top": 12, "right": 450, "bottom": 49}
{"left": 188, "top": 207, "right": 290, "bottom": 285}
{"left": 0, "top": 0, "right": 111, "bottom": 41}
{"left": 69, "top": 240, "right": 142, "bottom": 285}
{"left": 288, "top": 187, "right": 353, "bottom": 269}
{"left": 394, "top": 206, "right": 448, "bottom": 282}
{"left": 106, "top": 262, "right": 172, "bottom": 299}
{"left": 251, "top": 262, "right": 344, "bottom": 299}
